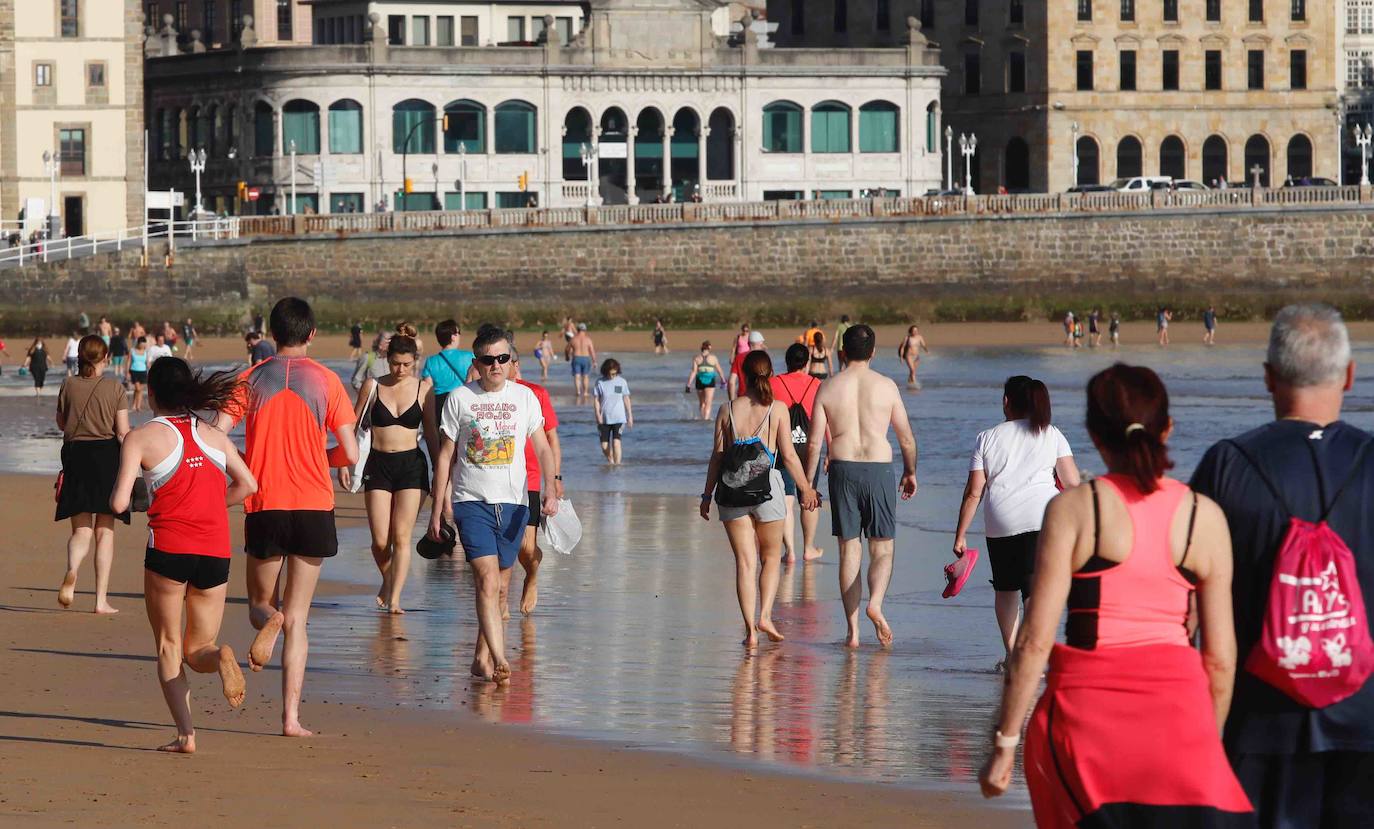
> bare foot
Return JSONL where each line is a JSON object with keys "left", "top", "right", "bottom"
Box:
{"left": 248, "top": 611, "right": 284, "bottom": 672}
{"left": 844, "top": 627, "right": 860, "bottom": 649}
{"left": 757, "top": 618, "right": 785, "bottom": 643}
{"left": 219, "top": 646, "right": 246, "bottom": 708}
{"left": 491, "top": 661, "right": 512, "bottom": 687}
{"left": 781, "top": 552, "right": 795, "bottom": 566}
{"left": 471, "top": 658, "right": 493, "bottom": 680}
{"left": 157, "top": 734, "right": 195, "bottom": 754}
{"left": 94, "top": 602, "right": 119, "bottom": 615}
{"left": 520, "top": 561, "right": 540, "bottom": 616}
{"left": 501, "top": 603, "right": 510, "bottom": 622}
{"left": 803, "top": 547, "right": 825, "bottom": 562}
{"left": 374, "top": 593, "right": 386, "bottom": 610}
{"left": 742, "top": 627, "right": 758, "bottom": 649}
{"left": 58, "top": 571, "right": 76, "bottom": 608}
{"left": 867, "top": 606, "right": 894, "bottom": 647}
{"left": 282, "top": 721, "right": 313, "bottom": 738}
{"left": 387, "top": 603, "right": 405, "bottom": 615}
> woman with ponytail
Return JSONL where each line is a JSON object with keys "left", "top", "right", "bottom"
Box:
{"left": 954, "top": 376, "right": 1078, "bottom": 666}
{"left": 110, "top": 357, "right": 257, "bottom": 753}
{"left": 980, "top": 364, "right": 1252, "bottom": 826}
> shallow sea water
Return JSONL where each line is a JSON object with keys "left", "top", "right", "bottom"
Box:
{"left": 4, "top": 339, "right": 1372, "bottom": 796}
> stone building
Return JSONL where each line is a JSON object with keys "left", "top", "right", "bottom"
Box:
{"left": 143, "top": 0, "right": 944, "bottom": 214}
{"left": 0, "top": 0, "right": 145, "bottom": 238}
{"left": 1342, "top": 0, "right": 1374, "bottom": 181}
{"left": 148, "top": 1, "right": 313, "bottom": 48}
{"left": 768, "top": 0, "right": 1340, "bottom": 192}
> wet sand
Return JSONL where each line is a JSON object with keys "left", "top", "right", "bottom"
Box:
{"left": 0, "top": 472, "right": 1021, "bottom": 828}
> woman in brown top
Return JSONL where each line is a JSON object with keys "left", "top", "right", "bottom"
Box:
{"left": 55, "top": 335, "right": 130, "bottom": 614}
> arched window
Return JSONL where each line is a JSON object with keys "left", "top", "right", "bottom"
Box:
{"left": 494, "top": 101, "right": 537, "bottom": 153}
{"left": 708, "top": 108, "right": 735, "bottom": 180}
{"left": 1076, "top": 136, "right": 1099, "bottom": 185}
{"left": 812, "top": 101, "right": 851, "bottom": 153}
{"left": 175, "top": 109, "right": 188, "bottom": 159}
{"left": 393, "top": 99, "right": 436, "bottom": 154}
{"left": 1287, "top": 134, "right": 1313, "bottom": 180}
{"left": 762, "top": 101, "right": 803, "bottom": 153}
{"left": 635, "top": 108, "right": 666, "bottom": 201}
{"left": 443, "top": 100, "right": 485, "bottom": 153}
{"left": 671, "top": 108, "right": 701, "bottom": 201}
{"left": 1116, "top": 136, "right": 1142, "bottom": 178}
{"left": 253, "top": 102, "right": 273, "bottom": 157}
{"left": 1202, "top": 135, "right": 1228, "bottom": 186}
{"left": 926, "top": 102, "right": 938, "bottom": 153}
{"left": 859, "top": 101, "right": 899, "bottom": 153}
{"left": 226, "top": 104, "right": 239, "bottom": 155}
{"left": 154, "top": 108, "right": 168, "bottom": 160}
{"left": 282, "top": 100, "right": 320, "bottom": 154}
{"left": 1159, "top": 135, "right": 1186, "bottom": 180}
{"left": 207, "top": 105, "right": 221, "bottom": 157}
{"left": 598, "top": 107, "right": 629, "bottom": 204}
{"left": 328, "top": 100, "right": 363, "bottom": 154}
{"left": 1244, "top": 134, "right": 1271, "bottom": 186}
{"left": 1005, "top": 137, "right": 1030, "bottom": 190}
{"left": 562, "top": 107, "right": 592, "bottom": 181}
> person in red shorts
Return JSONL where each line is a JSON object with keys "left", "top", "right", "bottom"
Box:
{"left": 511, "top": 348, "right": 563, "bottom": 616}
{"left": 216, "top": 297, "right": 358, "bottom": 738}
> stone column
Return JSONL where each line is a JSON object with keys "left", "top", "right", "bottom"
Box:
{"left": 699, "top": 126, "right": 709, "bottom": 200}
{"left": 663, "top": 126, "right": 673, "bottom": 200}
{"left": 627, "top": 125, "right": 638, "bottom": 205}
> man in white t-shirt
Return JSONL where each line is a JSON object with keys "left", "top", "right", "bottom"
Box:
{"left": 429, "top": 327, "right": 558, "bottom": 686}
{"left": 145, "top": 334, "right": 174, "bottom": 367}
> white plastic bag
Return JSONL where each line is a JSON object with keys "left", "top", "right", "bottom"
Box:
{"left": 537, "top": 498, "right": 582, "bottom": 555}
{"left": 346, "top": 383, "right": 377, "bottom": 494}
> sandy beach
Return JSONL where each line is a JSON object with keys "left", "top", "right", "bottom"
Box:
{"left": 0, "top": 471, "right": 1023, "bottom": 828}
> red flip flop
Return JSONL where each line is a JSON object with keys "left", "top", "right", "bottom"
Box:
{"left": 943, "top": 548, "right": 980, "bottom": 599}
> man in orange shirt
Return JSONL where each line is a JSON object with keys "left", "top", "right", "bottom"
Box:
{"left": 217, "top": 297, "right": 358, "bottom": 737}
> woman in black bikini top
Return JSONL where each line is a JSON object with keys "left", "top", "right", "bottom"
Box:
{"left": 807, "top": 331, "right": 832, "bottom": 380}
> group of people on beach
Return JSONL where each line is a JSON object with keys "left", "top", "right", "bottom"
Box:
{"left": 16, "top": 317, "right": 198, "bottom": 406}
{"left": 1061, "top": 305, "right": 1220, "bottom": 348}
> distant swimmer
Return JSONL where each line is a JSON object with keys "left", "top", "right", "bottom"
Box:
{"left": 898, "top": 325, "right": 929, "bottom": 389}
{"left": 569, "top": 323, "right": 597, "bottom": 401}
{"left": 535, "top": 330, "right": 554, "bottom": 381}
{"left": 686, "top": 341, "right": 724, "bottom": 420}
{"left": 653, "top": 318, "right": 669, "bottom": 355}
{"left": 804, "top": 324, "right": 918, "bottom": 648}
{"left": 111, "top": 357, "right": 257, "bottom": 753}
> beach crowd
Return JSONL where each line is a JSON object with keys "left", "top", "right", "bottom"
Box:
{"left": 33, "top": 298, "right": 1373, "bottom": 828}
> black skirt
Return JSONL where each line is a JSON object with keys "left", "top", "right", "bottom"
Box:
{"left": 55, "top": 438, "right": 130, "bottom": 523}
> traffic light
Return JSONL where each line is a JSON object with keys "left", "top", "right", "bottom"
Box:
{"left": 518, "top": 172, "right": 529, "bottom": 192}
{"left": 442, "top": 114, "right": 450, "bottom": 133}
{"left": 404, "top": 177, "right": 414, "bottom": 194}
{"left": 236, "top": 181, "right": 247, "bottom": 200}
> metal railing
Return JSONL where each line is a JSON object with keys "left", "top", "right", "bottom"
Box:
{"left": 0, "top": 218, "right": 240, "bottom": 268}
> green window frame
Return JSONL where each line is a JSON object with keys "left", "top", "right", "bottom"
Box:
{"left": 253, "top": 102, "right": 274, "bottom": 157}
{"left": 444, "top": 191, "right": 488, "bottom": 210}
{"left": 282, "top": 100, "right": 320, "bottom": 154}
{"left": 393, "top": 99, "right": 436, "bottom": 154}
{"left": 811, "top": 102, "right": 851, "bottom": 154}
{"left": 494, "top": 101, "right": 536, "bottom": 153}
{"left": 443, "top": 101, "right": 486, "bottom": 153}
{"left": 328, "top": 100, "right": 363, "bottom": 154}
{"left": 859, "top": 101, "right": 899, "bottom": 153}
{"left": 762, "top": 102, "right": 803, "bottom": 153}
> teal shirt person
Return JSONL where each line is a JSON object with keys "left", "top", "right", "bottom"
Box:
{"left": 422, "top": 348, "right": 474, "bottom": 395}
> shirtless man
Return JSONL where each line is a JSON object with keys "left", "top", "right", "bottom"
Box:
{"left": 569, "top": 323, "right": 597, "bottom": 400}
{"left": 804, "top": 324, "right": 918, "bottom": 648}
{"left": 897, "top": 325, "right": 929, "bottom": 389}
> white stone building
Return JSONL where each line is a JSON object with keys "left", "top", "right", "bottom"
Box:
{"left": 144, "top": 0, "right": 944, "bottom": 214}
{"left": 1343, "top": 0, "right": 1374, "bottom": 181}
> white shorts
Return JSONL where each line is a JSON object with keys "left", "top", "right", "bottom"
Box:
{"left": 717, "top": 469, "right": 787, "bottom": 524}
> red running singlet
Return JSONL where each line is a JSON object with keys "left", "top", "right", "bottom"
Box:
{"left": 145, "top": 415, "right": 230, "bottom": 557}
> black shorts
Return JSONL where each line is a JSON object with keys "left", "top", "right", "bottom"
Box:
{"left": 245, "top": 510, "right": 338, "bottom": 559}
{"left": 362, "top": 447, "right": 429, "bottom": 492}
{"left": 527, "top": 490, "right": 542, "bottom": 527}
{"left": 598, "top": 423, "right": 622, "bottom": 442}
{"left": 987, "top": 531, "right": 1038, "bottom": 599}
{"left": 145, "top": 547, "right": 231, "bottom": 590}
{"left": 130, "top": 370, "right": 147, "bottom": 383}
{"left": 1231, "top": 751, "right": 1374, "bottom": 829}
{"left": 694, "top": 376, "right": 716, "bottom": 390}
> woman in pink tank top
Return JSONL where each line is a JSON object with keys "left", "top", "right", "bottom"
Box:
{"left": 978, "top": 364, "right": 1253, "bottom": 827}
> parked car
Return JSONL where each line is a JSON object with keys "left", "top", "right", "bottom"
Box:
{"left": 1149, "top": 179, "right": 1209, "bottom": 191}
{"left": 923, "top": 188, "right": 965, "bottom": 197}
{"left": 1066, "top": 183, "right": 1115, "bottom": 193}
{"left": 1107, "top": 176, "right": 1173, "bottom": 192}
{"left": 1282, "top": 176, "right": 1339, "bottom": 187}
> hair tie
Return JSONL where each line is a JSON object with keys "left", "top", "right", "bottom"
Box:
{"left": 1125, "top": 423, "right": 1146, "bottom": 437}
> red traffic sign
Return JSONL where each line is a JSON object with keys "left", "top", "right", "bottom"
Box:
{"left": 247, "top": 187, "right": 261, "bottom": 202}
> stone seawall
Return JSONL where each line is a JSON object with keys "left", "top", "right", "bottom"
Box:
{"left": 5, "top": 205, "right": 1374, "bottom": 330}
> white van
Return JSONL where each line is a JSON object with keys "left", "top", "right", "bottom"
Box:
{"left": 1107, "top": 176, "right": 1173, "bottom": 192}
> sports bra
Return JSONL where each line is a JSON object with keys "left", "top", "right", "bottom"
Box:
{"left": 696, "top": 358, "right": 718, "bottom": 381}
{"left": 371, "top": 382, "right": 422, "bottom": 429}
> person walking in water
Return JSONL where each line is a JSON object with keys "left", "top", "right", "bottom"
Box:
{"left": 569, "top": 323, "right": 597, "bottom": 401}
{"left": 686, "top": 341, "right": 724, "bottom": 420}
{"left": 653, "top": 319, "right": 669, "bottom": 355}
{"left": 216, "top": 297, "right": 359, "bottom": 737}
{"left": 22, "top": 336, "right": 49, "bottom": 397}
{"left": 772, "top": 343, "right": 824, "bottom": 564}
{"left": 110, "top": 357, "right": 257, "bottom": 753}
{"left": 1157, "top": 307, "right": 1172, "bottom": 346}
{"left": 55, "top": 335, "right": 130, "bottom": 614}
{"left": 534, "top": 331, "right": 553, "bottom": 381}
{"left": 952, "top": 376, "right": 1078, "bottom": 668}
{"left": 806, "top": 331, "right": 833, "bottom": 380}
{"left": 804, "top": 325, "right": 918, "bottom": 648}
{"left": 898, "top": 325, "right": 929, "bottom": 389}
{"left": 1203, "top": 304, "right": 1219, "bottom": 345}
{"left": 1191, "top": 304, "right": 1374, "bottom": 828}
{"left": 344, "top": 334, "right": 434, "bottom": 614}
{"left": 593, "top": 359, "right": 632, "bottom": 465}
{"left": 701, "top": 350, "right": 818, "bottom": 647}
{"left": 979, "top": 364, "right": 1252, "bottom": 826}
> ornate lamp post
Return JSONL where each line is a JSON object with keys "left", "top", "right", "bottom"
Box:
{"left": 189, "top": 147, "right": 207, "bottom": 215}
{"left": 1355, "top": 124, "right": 1372, "bottom": 187}
{"left": 456, "top": 142, "right": 467, "bottom": 209}
{"left": 42, "top": 149, "right": 58, "bottom": 237}
{"left": 944, "top": 125, "right": 954, "bottom": 191}
{"left": 287, "top": 139, "right": 298, "bottom": 215}
{"left": 959, "top": 132, "right": 978, "bottom": 195}
{"left": 580, "top": 141, "right": 600, "bottom": 207}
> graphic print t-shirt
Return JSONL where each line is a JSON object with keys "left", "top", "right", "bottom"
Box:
{"left": 593, "top": 377, "right": 630, "bottom": 425}
{"left": 442, "top": 380, "right": 544, "bottom": 505}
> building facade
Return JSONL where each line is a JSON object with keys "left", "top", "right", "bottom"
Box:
{"left": 769, "top": 0, "right": 1340, "bottom": 192}
{"left": 0, "top": 0, "right": 145, "bottom": 237}
{"left": 150, "top": 0, "right": 314, "bottom": 49}
{"left": 1342, "top": 0, "right": 1374, "bottom": 181}
{"left": 144, "top": 0, "right": 944, "bottom": 214}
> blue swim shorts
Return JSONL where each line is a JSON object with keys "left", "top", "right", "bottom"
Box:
{"left": 571, "top": 356, "right": 592, "bottom": 376}
{"left": 453, "top": 500, "right": 528, "bottom": 569}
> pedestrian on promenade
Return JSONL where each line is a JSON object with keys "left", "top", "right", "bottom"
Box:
{"left": 110, "top": 357, "right": 256, "bottom": 753}
{"left": 428, "top": 327, "right": 559, "bottom": 685}
{"left": 511, "top": 348, "right": 562, "bottom": 616}
{"left": 804, "top": 324, "right": 918, "bottom": 648}
{"left": 979, "top": 363, "right": 1252, "bottom": 827}
{"left": 951, "top": 376, "right": 1078, "bottom": 668}
{"left": 1203, "top": 305, "right": 1219, "bottom": 345}
{"left": 701, "top": 349, "right": 818, "bottom": 647}
{"left": 569, "top": 323, "right": 597, "bottom": 401}
{"left": 1191, "top": 304, "right": 1374, "bottom": 828}
{"left": 216, "top": 297, "right": 359, "bottom": 737}
{"left": 771, "top": 343, "right": 823, "bottom": 564}
{"left": 686, "top": 341, "right": 724, "bottom": 420}
{"left": 22, "top": 336, "right": 49, "bottom": 397}
{"left": 593, "top": 358, "right": 632, "bottom": 465}
{"left": 55, "top": 335, "right": 130, "bottom": 614}
{"left": 345, "top": 334, "right": 434, "bottom": 615}
{"left": 898, "top": 325, "right": 929, "bottom": 389}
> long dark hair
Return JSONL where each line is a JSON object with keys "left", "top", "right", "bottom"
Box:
{"left": 147, "top": 357, "right": 242, "bottom": 413}
{"left": 1085, "top": 364, "right": 1174, "bottom": 493}
{"left": 1004, "top": 375, "right": 1051, "bottom": 434}
{"left": 742, "top": 350, "right": 774, "bottom": 405}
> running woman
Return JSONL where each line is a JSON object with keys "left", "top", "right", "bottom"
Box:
{"left": 110, "top": 357, "right": 257, "bottom": 754}
{"left": 898, "top": 325, "right": 929, "bottom": 389}
{"left": 685, "top": 341, "right": 724, "bottom": 420}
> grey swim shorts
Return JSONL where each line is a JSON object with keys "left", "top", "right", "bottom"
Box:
{"left": 828, "top": 460, "right": 897, "bottom": 540}
{"left": 718, "top": 468, "right": 787, "bottom": 524}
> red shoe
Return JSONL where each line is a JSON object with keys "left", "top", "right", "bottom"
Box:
{"left": 943, "top": 548, "right": 979, "bottom": 599}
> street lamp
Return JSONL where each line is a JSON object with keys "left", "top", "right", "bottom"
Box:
{"left": 189, "top": 147, "right": 207, "bottom": 216}
{"left": 959, "top": 132, "right": 978, "bottom": 195}
{"left": 1070, "top": 121, "right": 1080, "bottom": 188}
{"left": 456, "top": 142, "right": 467, "bottom": 210}
{"left": 580, "top": 141, "right": 600, "bottom": 207}
{"left": 1355, "top": 124, "right": 1372, "bottom": 187}
{"left": 42, "top": 149, "right": 58, "bottom": 237}
{"left": 288, "top": 139, "right": 297, "bottom": 215}
{"left": 944, "top": 125, "right": 954, "bottom": 191}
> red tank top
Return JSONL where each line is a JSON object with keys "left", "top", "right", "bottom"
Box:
{"left": 145, "top": 416, "right": 230, "bottom": 557}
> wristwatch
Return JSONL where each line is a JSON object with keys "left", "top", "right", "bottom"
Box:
{"left": 554, "top": 474, "right": 563, "bottom": 481}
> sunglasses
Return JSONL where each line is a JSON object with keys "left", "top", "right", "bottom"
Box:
{"left": 475, "top": 353, "right": 512, "bottom": 366}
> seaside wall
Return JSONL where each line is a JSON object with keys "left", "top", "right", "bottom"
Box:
{"left": 7, "top": 205, "right": 1374, "bottom": 329}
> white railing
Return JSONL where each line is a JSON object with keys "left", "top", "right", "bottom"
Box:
{"left": 0, "top": 218, "right": 239, "bottom": 268}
